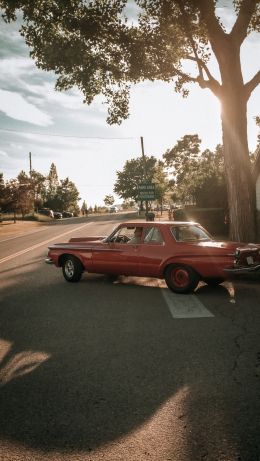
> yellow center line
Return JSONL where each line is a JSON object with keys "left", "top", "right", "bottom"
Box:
{"left": 0, "top": 223, "right": 91, "bottom": 265}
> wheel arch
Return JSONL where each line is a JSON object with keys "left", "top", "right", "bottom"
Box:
{"left": 58, "top": 253, "right": 84, "bottom": 271}
{"left": 161, "top": 258, "right": 202, "bottom": 279}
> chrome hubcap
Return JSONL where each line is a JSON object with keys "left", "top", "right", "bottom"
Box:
{"left": 65, "top": 259, "right": 74, "bottom": 278}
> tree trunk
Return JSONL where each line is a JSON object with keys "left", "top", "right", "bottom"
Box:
{"left": 221, "top": 97, "right": 256, "bottom": 242}
{"left": 218, "top": 43, "right": 256, "bottom": 242}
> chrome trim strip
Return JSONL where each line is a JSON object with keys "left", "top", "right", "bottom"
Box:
{"left": 48, "top": 245, "right": 124, "bottom": 252}
{"left": 224, "top": 264, "right": 260, "bottom": 274}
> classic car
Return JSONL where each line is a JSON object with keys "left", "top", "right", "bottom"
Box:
{"left": 45, "top": 221, "right": 260, "bottom": 294}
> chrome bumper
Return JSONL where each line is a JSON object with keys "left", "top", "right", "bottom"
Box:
{"left": 224, "top": 264, "right": 260, "bottom": 275}
{"left": 45, "top": 257, "right": 54, "bottom": 264}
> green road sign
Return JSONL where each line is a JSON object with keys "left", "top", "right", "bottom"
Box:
{"left": 138, "top": 183, "right": 156, "bottom": 200}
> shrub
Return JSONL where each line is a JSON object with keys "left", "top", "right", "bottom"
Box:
{"left": 173, "top": 207, "right": 228, "bottom": 236}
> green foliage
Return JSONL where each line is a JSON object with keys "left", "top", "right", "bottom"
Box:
{"left": 1, "top": 164, "right": 81, "bottom": 215}
{"left": 164, "top": 136, "right": 227, "bottom": 208}
{"left": 0, "top": 173, "right": 5, "bottom": 208}
{"left": 1, "top": 0, "right": 259, "bottom": 239}
{"left": 81, "top": 200, "right": 88, "bottom": 214}
{"left": 256, "top": 116, "right": 260, "bottom": 146}
{"left": 114, "top": 155, "right": 168, "bottom": 203}
{"left": 153, "top": 160, "right": 169, "bottom": 204}
{"left": 104, "top": 194, "right": 115, "bottom": 206}
{"left": 44, "top": 176, "right": 80, "bottom": 212}
{"left": 1, "top": 1, "right": 258, "bottom": 124}
{"left": 46, "top": 162, "right": 59, "bottom": 198}
{"left": 173, "top": 207, "right": 228, "bottom": 236}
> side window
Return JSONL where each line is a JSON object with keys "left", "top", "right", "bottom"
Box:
{"left": 110, "top": 226, "right": 143, "bottom": 243}
{"left": 144, "top": 226, "right": 164, "bottom": 244}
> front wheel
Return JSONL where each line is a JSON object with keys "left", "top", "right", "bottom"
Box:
{"left": 165, "top": 264, "right": 200, "bottom": 294}
{"left": 62, "top": 256, "right": 83, "bottom": 282}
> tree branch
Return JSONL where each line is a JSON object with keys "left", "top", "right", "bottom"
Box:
{"left": 245, "top": 70, "right": 260, "bottom": 100}
{"left": 176, "top": 0, "right": 204, "bottom": 80}
{"left": 176, "top": 1, "right": 222, "bottom": 97}
{"left": 172, "top": 67, "right": 198, "bottom": 83}
{"left": 186, "top": 56, "right": 214, "bottom": 81}
{"left": 231, "top": 0, "right": 257, "bottom": 45}
{"left": 197, "top": 0, "right": 226, "bottom": 42}
{"left": 185, "top": 56, "right": 222, "bottom": 97}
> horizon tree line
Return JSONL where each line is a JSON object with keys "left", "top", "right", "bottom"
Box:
{"left": 0, "top": 163, "right": 81, "bottom": 217}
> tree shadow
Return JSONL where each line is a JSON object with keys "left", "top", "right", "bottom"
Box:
{"left": 0, "top": 272, "right": 259, "bottom": 459}
{"left": 0, "top": 272, "right": 182, "bottom": 453}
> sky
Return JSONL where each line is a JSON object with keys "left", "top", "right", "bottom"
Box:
{"left": 0, "top": 1, "right": 259, "bottom": 207}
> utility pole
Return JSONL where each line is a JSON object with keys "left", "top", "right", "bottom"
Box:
{"left": 140, "top": 137, "right": 146, "bottom": 180}
{"left": 29, "top": 152, "right": 32, "bottom": 176}
{"left": 140, "top": 136, "right": 148, "bottom": 218}
{"left": 29, "top": 152, "right": 34, "bottom": 215}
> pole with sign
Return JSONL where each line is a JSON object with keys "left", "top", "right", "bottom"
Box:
{"left": 140, "top": 136, "right": 149, "bottom": 217}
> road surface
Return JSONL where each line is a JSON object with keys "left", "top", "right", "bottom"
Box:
{"left": 0, "top": 216, "right": 260, "bottom": 460}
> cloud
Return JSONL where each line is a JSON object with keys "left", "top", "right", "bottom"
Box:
{"left": 0, "top": 89, "right": 53, "bottom": 126}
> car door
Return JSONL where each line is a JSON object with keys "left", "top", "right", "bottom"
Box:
{"left": 91, "top": 225, "right": 142, "bottom": 276}
{"left": 138, "top": 226, "right": 166, "bottom": 277}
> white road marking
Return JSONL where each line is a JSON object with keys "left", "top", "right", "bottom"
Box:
{"left": 161, "top": 288, "right": 214, "bottom": 318}
{"left": 0, "top": 223, "right": 91, "bottom": 265}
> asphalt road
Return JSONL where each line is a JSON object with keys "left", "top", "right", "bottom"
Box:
{"left": 0, "top": 216, "right": 260, "bottom": 461}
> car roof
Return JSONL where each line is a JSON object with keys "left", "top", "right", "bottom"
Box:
{"left": 121, "top": 221, "right": 199, "bottom": 227}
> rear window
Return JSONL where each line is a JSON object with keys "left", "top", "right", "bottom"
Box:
{"left": 171, "top": 225, "right": 212, "bottom": 242}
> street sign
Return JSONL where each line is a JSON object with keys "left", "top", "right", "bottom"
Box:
{"left": 138, "top": 183, "right": 156, "bottom": 200}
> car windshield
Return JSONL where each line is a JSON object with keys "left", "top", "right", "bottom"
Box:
{"left": 171, "top": 224, "right": 212, "bottom": 242}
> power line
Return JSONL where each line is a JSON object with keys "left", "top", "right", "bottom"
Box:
{"left": 0, "top": 127, "right": 135, "bottom": 140}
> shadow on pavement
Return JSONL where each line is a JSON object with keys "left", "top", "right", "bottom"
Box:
{"left": 0, "top": 271, "right": 259, "bottom": 460}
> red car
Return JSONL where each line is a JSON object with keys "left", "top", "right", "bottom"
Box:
{"left": 46, "top": 221, "right": 260, "bottom": 294}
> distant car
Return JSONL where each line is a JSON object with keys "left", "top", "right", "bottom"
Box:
{"left": 45, "top": 221, "right": 260, "bottom": 293}
{"left": 38, "top": 209, "right": 54, "bottom": 218}
{"left": 53, "top": 211, "right": 62, "bottom": 219}
{"left": 109, "top": 206, "right": 118, "bottom": 213}
{"left": 62, "top": 211, "right": 74, "bottom": 218}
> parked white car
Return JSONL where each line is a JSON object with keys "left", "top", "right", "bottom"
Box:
{"left": 109, "top": 206, "right": 118, "bottom": 213}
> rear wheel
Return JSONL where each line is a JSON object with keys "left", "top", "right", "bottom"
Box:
{"left": 62, "top": 256, "right": 83, "bottom": 282}
{"left": 165, "top": 264, "right": 200, "bottom": 294}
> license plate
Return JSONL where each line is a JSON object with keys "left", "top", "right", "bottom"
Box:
{"left": 247, "top": 256, "right": 254, "bottom": 265}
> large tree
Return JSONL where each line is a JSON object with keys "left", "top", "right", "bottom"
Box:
{"left": 114, "top": 155, "right": 158, "bottom": 202}
{"left": 1, "top": 0, "right": 259, "bottom": 240}
{"left": 164, "top": 134, "right": 227, "bottom": 207}
{"left": 44, "top": 177, "right": 80, "bottom": 212}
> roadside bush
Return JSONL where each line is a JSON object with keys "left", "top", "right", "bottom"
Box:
{"left": 173, "top": 207, "right": 229, "bottom": 237}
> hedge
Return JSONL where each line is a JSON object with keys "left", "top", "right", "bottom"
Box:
{"left": 173, "top": 207, "right": 229, "bottom": 236}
